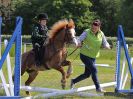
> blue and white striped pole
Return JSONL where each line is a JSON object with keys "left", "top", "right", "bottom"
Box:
{"left": 14, "top": 17, "right": 22, "bottom": 96}
{"left": 115, "top": 25, "right": 122, "bottom": 92}
{"left": 0, "top": 17, "right": 2, "bottom": 58}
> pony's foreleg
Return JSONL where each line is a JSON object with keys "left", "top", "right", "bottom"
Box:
{"left": 25, "top": 71, "right": 38, "bottom": 95}
{"left": 55, "top": 67, "right": 66, "bottom": 89}
{"left": 66, "top": 61, "right": 73, "bottom": 78}
{"left": 62, "top": 60, "right": 73, "bottom": 78}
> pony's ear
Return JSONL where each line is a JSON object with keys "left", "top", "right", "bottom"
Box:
{"left": 69, "top": 19, "right": 73, "bottom": 22}
{"left": 68, "top": 19, "right": 75, "bottom": 28}
{"left": 66, "top": 24, "right": 68, "bottom": 28}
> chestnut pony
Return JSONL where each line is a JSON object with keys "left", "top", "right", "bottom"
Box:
{"left": 21, "top": 19, "right": 78, "bottom": 95}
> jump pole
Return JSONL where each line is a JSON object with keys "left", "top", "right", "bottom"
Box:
{"left": 32, "top": 82, "right": 116, "bottom": 98}
{"left": 0, "top": 16, "right": 11, "bottom": 96}
{"left": 119, "top": 44, "right": 128, "bottom": 89}
{"left": 0, "top": 81, "right": 116, "bottom": 98}
{"left": 4, "top": 39, "right": 14, "bottom": 96}
{"left": 122, "top": 58, "right": 133, "bottom": 89}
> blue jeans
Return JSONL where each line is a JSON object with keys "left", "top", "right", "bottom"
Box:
{"left": 73, "top": 53, "right": 100, "bottom": 89}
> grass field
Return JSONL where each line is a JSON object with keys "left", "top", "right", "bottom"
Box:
{"left": 0, "top": 44, "right": 133, "bottom": 99}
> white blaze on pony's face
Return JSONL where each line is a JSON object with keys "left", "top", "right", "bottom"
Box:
{"left": 70, "top": 28, "right": 78, "bottom": 47}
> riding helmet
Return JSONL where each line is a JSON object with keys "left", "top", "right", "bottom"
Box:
{"left": 37, "top": 13, "right": 48, "bottom": 20}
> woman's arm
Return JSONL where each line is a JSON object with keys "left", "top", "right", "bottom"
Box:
{"left": 102, "top": 35, "right": 111, "bottom": 49}
{"left": 79, "top": 31, "right": 87, "bottom": 42}
{"left": 76, "top": 31, "right": 87, "bottom": 47}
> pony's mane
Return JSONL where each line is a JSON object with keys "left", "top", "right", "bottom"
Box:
{"left": 49, "top": 19, "right": 75, "bottom": 39}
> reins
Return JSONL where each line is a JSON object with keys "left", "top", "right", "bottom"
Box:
{"left": 67, "top": 47, "right": 79, "bottom": 57}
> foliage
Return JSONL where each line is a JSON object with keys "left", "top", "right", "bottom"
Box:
{"left": 119, "top": 0, "right": 133, "bottom": 37}
{"left": 0, "top": 1, "right": 15, "bottom": 34}
{"left": 90, "top": 0, "right": 121, "bottom": 36}
{"left": 12, "top": 0, "right": 94, "bottom": 35}
{"left": 1, "top": 0, "right": 133, "bottom": 37}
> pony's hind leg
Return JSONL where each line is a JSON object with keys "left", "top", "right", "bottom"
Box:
{"left": 55, "top": 67, "right": 66, "bottom": 89}
{"left": 21, "top": 65, "right": 27, "bottom": 76}
{"left": 25, "top": 70, "right": 38, "bottom": 95}
{"left": 12, "top": 64, "right": 26, "bottom": 82}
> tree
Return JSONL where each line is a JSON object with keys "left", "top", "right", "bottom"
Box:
{"left": 120, "top": 0, "right": 133, "bottom": 37}
{"left": 12, "top": 0, "right": 94, "bottom": 35}
{"left": 0, "top": 1, "right": 14, "bottom": 34}
{"left": 90, "top": 0, "right": 121, "bottom": 36}
{"left": 12, "top": 0, "right": 48, "bottom": 35}
{"left": 47, "top": 0, "right": 95, "bottom": 35}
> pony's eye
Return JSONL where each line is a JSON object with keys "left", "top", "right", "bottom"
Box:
{"left": 68, "top": 30, "right": 71, "bottom": 33}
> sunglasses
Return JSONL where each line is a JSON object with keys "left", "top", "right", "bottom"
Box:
{"left": 92, "top": 22, "right": 100, "bottom": 26}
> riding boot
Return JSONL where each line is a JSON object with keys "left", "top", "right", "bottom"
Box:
{"left": 38, "top": 47, "right": 42, "bottom": 64}
{"left": 39, "top": 46, "right": 45, "bottom": 64}
{"left": 34, "top": 45, "right": 41, "bottom": 66}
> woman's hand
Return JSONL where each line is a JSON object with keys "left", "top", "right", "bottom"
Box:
{"left": 77, "top": 42, "right": 82, "bottom": 48}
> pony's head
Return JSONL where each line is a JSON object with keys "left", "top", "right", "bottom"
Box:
{"left": 49, "top": 19, "right": 78, "bottom": 46}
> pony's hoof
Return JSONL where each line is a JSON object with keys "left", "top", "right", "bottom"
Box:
{"left": 26, "top": 91, "right": 31, "bottom": 96}
{"left": 62, "top": 84, "right": 65, "bottom": 89}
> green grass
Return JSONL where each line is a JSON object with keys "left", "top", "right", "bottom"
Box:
{"left": 0, "top": 44, "right": 133, "bottom": 99}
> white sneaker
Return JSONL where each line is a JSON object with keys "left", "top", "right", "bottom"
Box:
{"left": 70, "top": 79, "right": 75, "bottom": 89}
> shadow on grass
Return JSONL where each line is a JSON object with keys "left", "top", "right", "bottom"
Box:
{"left": 104, "top": 92, "right": 133, "bottom": 99}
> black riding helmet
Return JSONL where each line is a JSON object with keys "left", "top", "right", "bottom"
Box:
{"left": 37, "top": 13, "right": 48, "bottom": 20}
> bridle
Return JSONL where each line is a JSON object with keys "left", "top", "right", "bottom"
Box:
{"left": 64, "top": 25, "right": 77, "bottom": 43}
{"left": 64, "top": 26, "right": 79, "bottom": 58}
{"left": 49, "top": 25, "right": 78, "bottom": 60}
{"left": 51, "top": 25, "right": 73, "bottom": 53}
